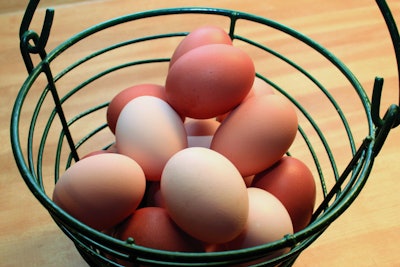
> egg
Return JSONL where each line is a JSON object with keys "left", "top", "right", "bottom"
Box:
{"left": 214, "top": 188, "right": 293, "bottom": 266}
{"left": 106, "top": 84, "right": 169, "bottom": 134}
{"left": 184, "top": 118, "right": 220, "bottom": 148}
{"left": 160, "top": 147, "right": 249, "bottom": 244}
{"left": 115, "top": 96, "right": 188, "bottom": 181}
{"left": 114, "top": 207, "right": 205, "bottom": 252}
{"left": 165, "top": 44, "right": 255, "bottom": 119}
{"left": 252, "top": 156, "right": 316, "bottom": 232}
{"left": 113, "top": 207, "right": 205, "bottom": 267}
{"left": 169, "top": 25, "right": 232, "bottom": 67}
{"left": 52, "top": 153, "right": 146, "bottom": 231}
{"left": 211, "top": 94, "right": 298, "bottom": 177}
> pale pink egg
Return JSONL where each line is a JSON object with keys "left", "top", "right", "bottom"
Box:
{"left": 161, "top": 147, "right": 249, "bottom": 244}
{"left": 115, "top": 96, "right": 188, "bottom": 181}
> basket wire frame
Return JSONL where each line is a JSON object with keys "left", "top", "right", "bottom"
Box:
{"left": 11, "top": 0, "right": 400, "bottom": 266}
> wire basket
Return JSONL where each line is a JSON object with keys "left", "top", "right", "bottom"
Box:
{"left": 11, "top": 0, "right": 400, "bottom": 266}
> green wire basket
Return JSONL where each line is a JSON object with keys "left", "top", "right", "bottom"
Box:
{"left": 11, "top": 0, "right": 400, "bottom": 266}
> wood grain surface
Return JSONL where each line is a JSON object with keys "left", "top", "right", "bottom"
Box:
{"left": 1, "top": 0, "right": 399, "bottom": 266}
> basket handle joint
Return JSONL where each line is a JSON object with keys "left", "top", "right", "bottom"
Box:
{"left": 19, "top": 0, "right": 54, "bottom": 73}
{"left": 371, "top": 77, "right": 400, "bottom": 155}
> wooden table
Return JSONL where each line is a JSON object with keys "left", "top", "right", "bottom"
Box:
{"left": 1, "top": 0, "right": 399, "bottom": 266}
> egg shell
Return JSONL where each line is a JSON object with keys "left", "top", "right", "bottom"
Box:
{"left": 52, "top": 153, "right": 146, "bottom": 231}
{"left": 161, "top": 147, "right": 249, "bottom": 244}
{"left": 211, "top": 94, "right": 298, "bottom": 177}
{"left": 165, "top": 44, "right": 255, "bottom": 119}
{"left": 114, "top": 207, "right": 205, "bottom": 252}
{"left": 115, "top": 96, "right": 188, "bottom": 181}
{"left": 214, "top": 187, "right": 293, "bottom": 266}
{"left": 107, "top": 84, "right": 170, "bottom": 134}
{"left": 252, "top": 156, "right": 316, "bottom": 232}
{"left": 169, "top": 25, "right": 232, "bottom": 68}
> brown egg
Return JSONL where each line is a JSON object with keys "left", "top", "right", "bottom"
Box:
{"left": 166, "top": 44, "right": 255, "bottom": 119}
{"left": 114, "top": 207, "right": 205, "bottom": 252}
{"left": 52, "top": 153, "right": 146, "bottom": 231}
{"left": 211, "top": 94, "right": 298, "bottom": 177}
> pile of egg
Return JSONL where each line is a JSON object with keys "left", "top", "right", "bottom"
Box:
{"left": 53, "top": 26, "right": 316, "bottom": 263}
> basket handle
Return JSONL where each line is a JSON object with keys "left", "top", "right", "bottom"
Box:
{"left": 19, "top": 0, "right": 54, "bottom": 73}
{"left": 19, "top": 0, "right": 80, "bottom": 162}
{"left": 371, "top": 0, "right": 400, "bottom": 155}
